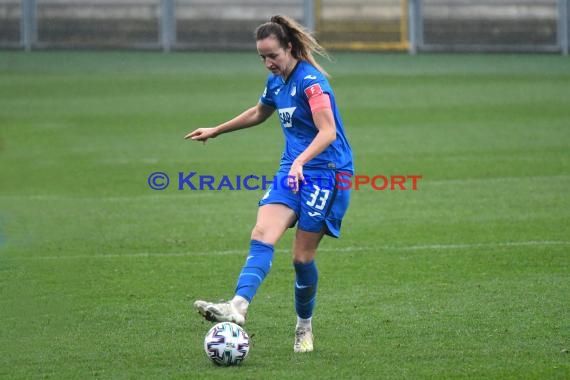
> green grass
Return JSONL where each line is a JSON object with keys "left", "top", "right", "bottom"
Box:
{"left": 0, "top": 51, "right": 569, "bottom": 379}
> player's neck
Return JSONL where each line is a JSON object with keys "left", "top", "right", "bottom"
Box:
{"left": 282, "top": 59, "right": 299, "bottom": 82}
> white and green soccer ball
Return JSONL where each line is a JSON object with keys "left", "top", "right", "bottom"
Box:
{"left": 203, "top": 322, "right": 250, "bottom": 366}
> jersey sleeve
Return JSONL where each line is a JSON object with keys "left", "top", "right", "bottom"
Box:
{"left": 259, "top": 77, "right": 276, "bottom": 108}
{"left": 302, "top": 74, "right": 330, "bottom": 104}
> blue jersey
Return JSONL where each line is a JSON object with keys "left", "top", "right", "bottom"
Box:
{"left": 259, "top": 61, "right": 353, "bottom": 173}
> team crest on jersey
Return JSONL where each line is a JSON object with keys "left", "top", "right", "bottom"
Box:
{"left": 278, "top": 107, "right": 296, "bottom": 128}
{"left": 290, "top": 86, "right": 297, "bottom": 97}
{"left": 304, "top": 83, "right": 323, "bottom": 99}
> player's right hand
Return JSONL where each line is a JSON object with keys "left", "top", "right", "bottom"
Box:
{"left": 184, "top": 127, "right": 218, "bottom": 143}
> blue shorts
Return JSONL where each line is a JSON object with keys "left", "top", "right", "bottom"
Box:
{"left": 258, "top": 168, "right": 351, "bottom": 238}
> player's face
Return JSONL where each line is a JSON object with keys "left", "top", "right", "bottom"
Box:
{"left": 257, "top": 36, "right": 294, "bottom": 77}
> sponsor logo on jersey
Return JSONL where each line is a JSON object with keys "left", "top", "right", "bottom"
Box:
{"left": 304, "top": 83, "right": 323, "bottom": 99}
{"left": 278, "top": 107, "right": 296, "bottom": 128}
{"left": 304, "top": 75, "right": 317, "bottom": 80}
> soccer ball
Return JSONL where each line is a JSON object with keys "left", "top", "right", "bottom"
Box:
{"left": 203, "top": 322, "right": 250, "bottom": 366}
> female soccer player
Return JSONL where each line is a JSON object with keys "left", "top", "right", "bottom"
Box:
{"left": 185, "top": 15, "right": 353, "bottom": 353}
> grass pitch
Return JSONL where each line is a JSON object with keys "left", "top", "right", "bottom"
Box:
{"left": 0, "top": 51, "right": 569, "bottom": 379}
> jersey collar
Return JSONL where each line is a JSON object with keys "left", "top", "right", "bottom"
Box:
{"left": 283, "top": 60, "right": 301, "bottom": 84}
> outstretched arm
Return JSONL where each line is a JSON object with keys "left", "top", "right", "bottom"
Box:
{"left": 184, "top": 102, "right": 275, "bottom": 143}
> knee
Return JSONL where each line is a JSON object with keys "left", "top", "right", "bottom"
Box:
{"left": 251, "top": 223, "right": 274, "bottom": 245}
{"left": 292, "top": 249, "right": 317, "bottom": 264}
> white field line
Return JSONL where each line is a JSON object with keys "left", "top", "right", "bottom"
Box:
{"left": 2, "top": 240, "right": 568, "bottom": 261}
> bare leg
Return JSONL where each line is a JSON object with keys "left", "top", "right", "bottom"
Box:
{"left": 251, "top": 204, "right": 297, "bottom": 245}
{"left": 292, "top": 229, "right": 325, "bottom": 263}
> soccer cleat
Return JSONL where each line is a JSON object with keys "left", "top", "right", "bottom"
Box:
{"left": 194, "top": 300, "right": 246, "bottom": 326}
{"left": 293, "top": 327, "right": 314, "bottom": 353}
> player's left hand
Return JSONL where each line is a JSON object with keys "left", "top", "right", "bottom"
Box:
{"left": 288, "top": 160, "right": 305, "bottom": 193}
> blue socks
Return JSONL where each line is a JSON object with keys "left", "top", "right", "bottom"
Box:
{"left": 294, "top": 261, "right": 318, "bottom": 319}
{"left": 235, "top": 240, "right": 274, "bottom": 302}
{"left": 233, "top": 239, "right": 318, "bottom": 321}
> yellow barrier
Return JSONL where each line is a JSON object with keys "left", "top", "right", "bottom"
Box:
{"left": 315, "top": 0, "right": 409, "bottom": 52}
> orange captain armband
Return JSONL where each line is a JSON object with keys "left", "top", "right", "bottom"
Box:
{"left": 308, "top": 93, "right": 331, "bottom": 114}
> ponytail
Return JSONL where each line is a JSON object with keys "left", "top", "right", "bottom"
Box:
{"left": 255, "top": 15, "right": 331, "bottom": 77}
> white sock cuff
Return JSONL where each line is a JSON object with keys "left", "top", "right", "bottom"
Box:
{"left": 231, "top": 295, "right": 250, "bottom": 314}
{"left": 296, "top": 316, "right": 312, "bottom": 329}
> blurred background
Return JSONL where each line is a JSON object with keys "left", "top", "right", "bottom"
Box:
{"left": 2, "top": 0, "right": 569, "bottom": 55}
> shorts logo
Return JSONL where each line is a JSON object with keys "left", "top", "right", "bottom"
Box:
{"left": 304, "top": 84, "right": 323, "bottom": 99}
{"left": 308, "top": 211, "right": 321, "bottom": 217}
{"left": 278, "top": 107, "right": 296, "bottom": 128}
